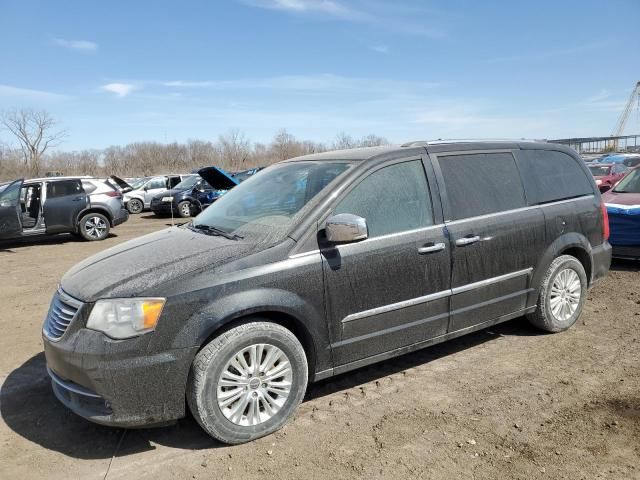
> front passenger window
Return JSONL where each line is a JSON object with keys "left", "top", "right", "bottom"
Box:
{"left": 334, "top": 160, "right": 433, "bottom": 238}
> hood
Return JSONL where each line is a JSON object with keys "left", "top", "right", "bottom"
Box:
{"left": 109, "top": 175, "right": 134, "bottom": 193}
{"left": 61, "top": 227, "right": 256, "bottom": 302}
{"left": 197, "top": 166, "right": 238, "bottom": 190}
{"left": 602, "top": 190, "right": 640, "bottom": 207}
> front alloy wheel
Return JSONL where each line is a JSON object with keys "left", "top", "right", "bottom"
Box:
{"left": 188, "top": 321, "right": 307, "bottom": 444}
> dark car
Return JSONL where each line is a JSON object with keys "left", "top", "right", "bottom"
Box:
{"left": 42, "top": 141, "right": 610, "bottom": 444}
{"left": 150, "top": 167, "right": 240, "bottom": 218}
{"left": 602, "top": 166, "right": 640, "bottom": 259}
{"left": 0, "top": 176, "right": 129, "bottom": 242}
{"left": 587, "top": 163, "right": 628, "bottom": 192}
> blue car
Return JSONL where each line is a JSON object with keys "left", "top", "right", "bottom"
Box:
{"left": 150, "top": 166, "right": 240, "bottom": 218}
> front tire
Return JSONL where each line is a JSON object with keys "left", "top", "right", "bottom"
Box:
{"left": 187, "top": 321, "right": 308, "bottom": 444}
{"left": 177, "top": 201, "right": 192, "bottom": 218}
{"left": 78, "top": 213, "right": 110, "bottom": 241}
{"left": 127, "top": 198, "right": 143, "bottom": 214}
{"left": 527, "top": 255, "right": 587, "bottom": 332}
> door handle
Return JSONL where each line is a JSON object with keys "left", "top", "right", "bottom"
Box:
{"left": 418, "top": 242, "right": 446, "bottom": 254}
{"left": 455, "top": 235, "right": 480, "bottom": 246}
{"left": 72, "top": 196, "right": 83, "bottom": 202}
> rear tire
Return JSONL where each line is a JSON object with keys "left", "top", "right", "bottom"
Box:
{"left": 527, "top": 255, "right": 587, "bottom": 332}
{"left": 127, "top": 199, "right": 143, "bottom": 214}
{"left": 187, "top": 321, "right": 308, "bottom": 444}
{"left": 78, "top": 213, "right": 110, "bottom": 241}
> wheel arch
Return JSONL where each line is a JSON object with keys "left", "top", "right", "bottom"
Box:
{"left": 528, "top": 232, "right": 594, "bottom": 306}
{"left": 75, "top": 206, "right": 113, "bottom": 229}
{"left": 175, "top": 289, "right": 325, "bottom": 382}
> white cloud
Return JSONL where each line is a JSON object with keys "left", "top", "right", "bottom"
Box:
{"left": 370, "top": 45, "right": 389, "bottom": 54}
{"left": 101, "top": 83, "right": 136, "bottom": 97}
{"left": 0, "top": 84, "right": 68, "bottom": 101}
{"left": 53, "top": 38, "right": 98, "bottom": 52}
{"left": 241, "top": 0, "right": 354, "bottom": 18}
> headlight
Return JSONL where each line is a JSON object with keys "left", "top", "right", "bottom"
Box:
{"left": 161, "top": 196, "right": 174, "bottom": 202}
{"left": 87, "top": 298, "right": 166, "bottom": 339}
{"left": 596, "top": 179, "right": 602, "bottom": 185}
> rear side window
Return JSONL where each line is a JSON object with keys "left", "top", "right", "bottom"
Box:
{"left": 168, "top": 176, "right": 181, "bottom": 188}
{"left": 334, "top": 160, "right": 433, "bottom": 237}
{"left": 438, "top": 153, "right": 526, "bottom": 220}
{"left": 47, "top": 180, "right": 83, "bottom": 198}
{"left": 146, "top": 177, "right": 166, "bottom": 189}
{"left": 517, "top": 150, "right": 593, "bottom": 204}
{"left": 81, "top": 181, "right": 97, "bottom": 194}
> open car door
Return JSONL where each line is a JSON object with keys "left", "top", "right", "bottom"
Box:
{"left": 0, "top": 179, "right": 24, "bottom": 239}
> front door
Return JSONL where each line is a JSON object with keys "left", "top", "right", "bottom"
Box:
{"left": 43, "top": 179, "right": 88, "bottom": 233}
{"left": 322, "top": 158, "right": 451, "bottom": 367}
{"left": 0, "top": 179, "right": 24, "bottom": 239}
{"left": 432, "top": 150, "right": 546, "bottom": 332}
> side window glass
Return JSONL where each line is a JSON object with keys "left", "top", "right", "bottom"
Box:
{"left": 517, "top": 150, "right": 593, "bottom": 204}
{"left": 0, "top": 180, "right": 22, "bottom": 205}
{"left": 81, "top": 181, "right": 97, "bottom": 194}
{"left": 169, "top": 177, "right": 181, "bottom": 188}
{"left": 46, "top": 180, "right": 83, "bottom": 198}
{"left": 146, "top": 178, "right": 166, "bottom": 190}
{"left": 438, "top": 153, "right": 526, "bottom": 220}
{"left": 334, "top": 160, "right": 433, "bottom": 238}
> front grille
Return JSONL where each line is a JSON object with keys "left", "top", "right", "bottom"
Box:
{"left": 43, "top": 289, "right": 82, "bottom": 340}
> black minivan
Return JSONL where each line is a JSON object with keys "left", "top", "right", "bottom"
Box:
{"left": 42, "top": 141, "right": 611, "bottom": 444}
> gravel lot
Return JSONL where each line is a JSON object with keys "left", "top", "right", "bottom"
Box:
{"left": 1, "top": 214, "right": 638, "bottom": 479}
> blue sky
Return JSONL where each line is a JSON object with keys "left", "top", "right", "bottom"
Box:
{"left": 0, "top": 0, "right": 638, "bottom": 150}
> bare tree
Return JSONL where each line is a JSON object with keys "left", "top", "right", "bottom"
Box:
{"left": 218, "top": 129, "right": 251, "bottom": 171}
{"left": 1, "top": 109, "right": 67, "bottom": 176}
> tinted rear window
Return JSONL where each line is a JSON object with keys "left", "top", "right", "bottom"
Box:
{"left": 517, "top": 150, "right": 593, "bottom": 204}
{"left": 438, "top": 152, "right": 526, "bottom": 220}
{"left": 47, "top": 180, "right": 83, "bottom": 198}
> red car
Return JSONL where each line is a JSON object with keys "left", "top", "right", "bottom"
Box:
{"left": 602, "top": 166, "right": 640, "bottom": 259}
{"left": 588, "top": 163, "right": 628, "bottom": 192}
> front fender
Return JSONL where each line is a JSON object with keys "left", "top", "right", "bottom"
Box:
{"left": 171, "top": 287, "right": 328, "bottom": 373}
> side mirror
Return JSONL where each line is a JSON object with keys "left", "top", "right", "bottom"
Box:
{"left": 325, "top": 213, "right": 368, "bottom": 243}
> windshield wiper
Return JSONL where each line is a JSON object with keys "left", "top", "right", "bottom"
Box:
{"left": 188, "top": 223, "right": 243, "bottom": 240}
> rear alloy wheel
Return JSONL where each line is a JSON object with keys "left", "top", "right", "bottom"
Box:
{"left": 79, "top": 213, "right": 110, "bottom": 241}
{"left": 127, "top": 198, "right": 143, "bottom": 214}
{"left": 188, "top": 321, "right": 308, "bottom": 444}
{"left": 177, "top": 201, "right": 192, "bottom": 218}
{"left": 527, "top": 255, "right": 587, "bottom": 332}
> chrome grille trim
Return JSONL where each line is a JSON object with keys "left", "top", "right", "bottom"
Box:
{"left": 43, "top": 289, "right": 83, "bottom": 341}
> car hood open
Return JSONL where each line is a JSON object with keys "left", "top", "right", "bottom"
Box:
{"left": 61, "top": 226, "right": 256, "bottom": 302}
{"left": 197, "top": 166, "right": 239, "bottom": 191}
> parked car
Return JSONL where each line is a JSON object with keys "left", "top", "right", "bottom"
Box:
{"left": 0, "top": 176, "right": 128, "bottom": 242}
{"left": 122, "top": 174, "right": 191, "bottom": 214}
{"left": 602, "top": 166, "right": 640, "bottom": 259}
{"left": 150, "top": 167, "right": 239, "bottom": 218}
{"left": 598, "top": 153, "right": 640, "bottom": 167}
{"left": 587, "top": 163, "right": 628, "bottom": 192}
{"left": 42, "top": 141, "right": 610, "bottom": 444}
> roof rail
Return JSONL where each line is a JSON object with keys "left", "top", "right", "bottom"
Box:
{"left": 401, "top": 138, "right": 547, "bottom": 147}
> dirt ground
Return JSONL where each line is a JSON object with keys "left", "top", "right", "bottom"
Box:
{"left": 0, "top": 214, "right": 638, "bottom": 480}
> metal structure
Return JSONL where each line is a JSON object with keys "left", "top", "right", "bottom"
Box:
{"left": 613, "top": 81, "right": 640, "bottom": 137}
{"left": 550, "top": 134, "right": 640, "bottom": 154}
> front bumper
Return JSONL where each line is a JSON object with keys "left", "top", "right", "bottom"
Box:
{"left": 150, "top": 198, "right": 177, "bottom": 214}
{"left": 43, "top": 326, "right": 198, "bottom": 427}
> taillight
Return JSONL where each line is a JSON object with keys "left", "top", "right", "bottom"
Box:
{"left": 105, "top": 190, "right": 122, "bottom": 198}
{"left": 601, "top": 200, "right": 610, "bottom": 241}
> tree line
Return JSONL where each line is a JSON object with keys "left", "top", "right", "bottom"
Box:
{"left": 0, "top": 109, "right": 388, "bottom": 181}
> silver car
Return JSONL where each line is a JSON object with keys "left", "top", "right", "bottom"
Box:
{"left": 123, "top": 174, "right": 189, "bottom": 214}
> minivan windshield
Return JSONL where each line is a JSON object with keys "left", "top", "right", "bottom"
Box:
{"left": 613, "top": 169, "right": 640, "bottom": 193}
{"left": 192, "top": 161, "right": 351, "bottom": 242}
